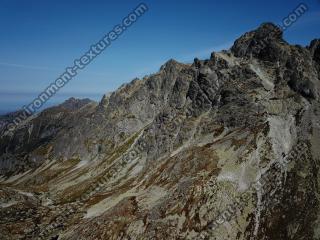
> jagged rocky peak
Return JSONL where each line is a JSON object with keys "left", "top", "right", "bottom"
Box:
{"left": 160, "top": 58, "right": 187, "bottom": 72}
{"left": 231, "top": 22, "right": 286, "bottom": 61}
{"left": 58, "top": 97, "right": 95, "bottom": 111}
{"left": 98, "top": 92, "right": 111, "bottom": 109}
{"left": 253, "top": 22, "right": 283, "bottom": 40}
{"left": 229, "top": 22, "right": 319, "bottom": 101}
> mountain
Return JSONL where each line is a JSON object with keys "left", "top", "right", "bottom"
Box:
{"left": 0, "top": 23, "right": 320, "bottom": 240}
{"left": 0, "top": 109, "right": 30, "bottom": 131}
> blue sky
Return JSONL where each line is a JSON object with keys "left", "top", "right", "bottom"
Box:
{"left": 0, "top": 0, "right": 319, "bottom": 113}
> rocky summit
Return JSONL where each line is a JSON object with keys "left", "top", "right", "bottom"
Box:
{"left": 0, "top": 23, "right": 320, "bottom": 240}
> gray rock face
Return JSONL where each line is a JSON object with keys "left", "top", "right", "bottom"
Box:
{"left": 0, "top": 98, "right": 97, "bottom": 175}
{"left": 231, "top": 23, "right": 285, "bottom": 61}
{"left": 0, "top": 23, "right": 320, "bottom": 240}
{"left": 309, "top": 39, "right": 320, "bottom": 64}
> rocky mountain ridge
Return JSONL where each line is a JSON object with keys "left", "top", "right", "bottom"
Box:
{"left": 0, "top": 23, "right": 320, "bottom": 240}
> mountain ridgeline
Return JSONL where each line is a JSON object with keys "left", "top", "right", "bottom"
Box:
{"left": 0, "top": 23, "right": 320, "bottom": 240}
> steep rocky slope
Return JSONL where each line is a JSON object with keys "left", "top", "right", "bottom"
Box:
{"left": 0, "top": 23, "right": 320, "bottom": 240}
